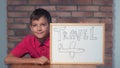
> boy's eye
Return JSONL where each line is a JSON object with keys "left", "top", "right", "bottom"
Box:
{"left": 41, "top": 24, "right": 46, "bottom": 26}
{"left": 32, "top": 24, "right": 37, "bottom": 27}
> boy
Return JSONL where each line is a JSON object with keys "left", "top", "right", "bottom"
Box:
{"left": 4, "top": 8, "right": 51, "bottom": 65}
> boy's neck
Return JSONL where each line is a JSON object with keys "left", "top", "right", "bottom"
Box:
{"left": 38, "top": 34, "right": 49, "bottom": 44}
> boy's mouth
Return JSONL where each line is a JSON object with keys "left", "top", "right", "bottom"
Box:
{"left": 36, "top": 32, "right": 44, "bottom": 34}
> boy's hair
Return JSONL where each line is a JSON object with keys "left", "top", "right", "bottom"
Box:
{"left": 30, "top": 8, "right": 52, "bottom": 25}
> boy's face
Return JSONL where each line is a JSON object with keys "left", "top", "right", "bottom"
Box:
{"left": 30, "top": 16, "right": 49, "bottom": 40}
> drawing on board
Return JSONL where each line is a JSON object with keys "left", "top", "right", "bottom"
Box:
{"left": 58, "top": 41, "right": 85, "bottom": 58}
{"left": 50, "top": 23, "right": 105, "bottom": 64}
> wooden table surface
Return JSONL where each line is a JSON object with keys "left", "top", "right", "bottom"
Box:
{"left": 11, "top": 64, "right": 97, "bottom": 68}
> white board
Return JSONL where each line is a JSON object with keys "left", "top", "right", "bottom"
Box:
{"left": 50, "top": 23, "right": 105, "bottom": 64}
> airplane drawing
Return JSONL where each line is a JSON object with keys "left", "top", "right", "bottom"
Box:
{"left": 58, "top": 41, "right": 85, "bottom": 58}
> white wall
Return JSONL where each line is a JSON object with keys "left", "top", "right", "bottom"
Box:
{"left": 114, "top": 0, "right": 120, "bottom": 68}
{"left": 0, "top": 0, "right": 8, "bottom": 68}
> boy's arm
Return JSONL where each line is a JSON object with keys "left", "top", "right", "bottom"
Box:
{"left": 4, "top": 53, "right": 49, "bottom": 65}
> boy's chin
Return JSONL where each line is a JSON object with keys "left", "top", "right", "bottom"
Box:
{"left": 34, "top": 33, "right": 49, "bottom": 40}
{"left": 36, "top": 36, "right": 44, "bottom": 39}
{"left": 35, "top": 35, "right": 47, "bottom": 40}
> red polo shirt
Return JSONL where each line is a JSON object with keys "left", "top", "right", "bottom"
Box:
{"left": 11, "top": 35, "right": 50, "bottom": 59}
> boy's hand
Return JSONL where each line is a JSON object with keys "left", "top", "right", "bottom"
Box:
{"left": 35, "top": 56, "right": 49, "bottom": 65}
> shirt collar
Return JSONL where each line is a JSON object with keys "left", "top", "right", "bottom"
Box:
{"left": 34, "top": 35, "right": 50, "bottom": 47}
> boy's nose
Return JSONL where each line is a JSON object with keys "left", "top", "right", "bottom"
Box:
{"left": 37, "top": 26, "right": 42, "bottom": 31}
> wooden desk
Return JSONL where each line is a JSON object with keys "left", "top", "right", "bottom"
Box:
{"left": 11, "top": 64, "right": 96, "bottom": 68}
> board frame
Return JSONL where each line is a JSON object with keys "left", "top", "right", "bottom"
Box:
{"left": 50, "top": 23, "right": 105, "bottom": 64}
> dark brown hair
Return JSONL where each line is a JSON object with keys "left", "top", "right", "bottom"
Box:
{"left": 30, "top": 8, "right": 52, "bottom": 25}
